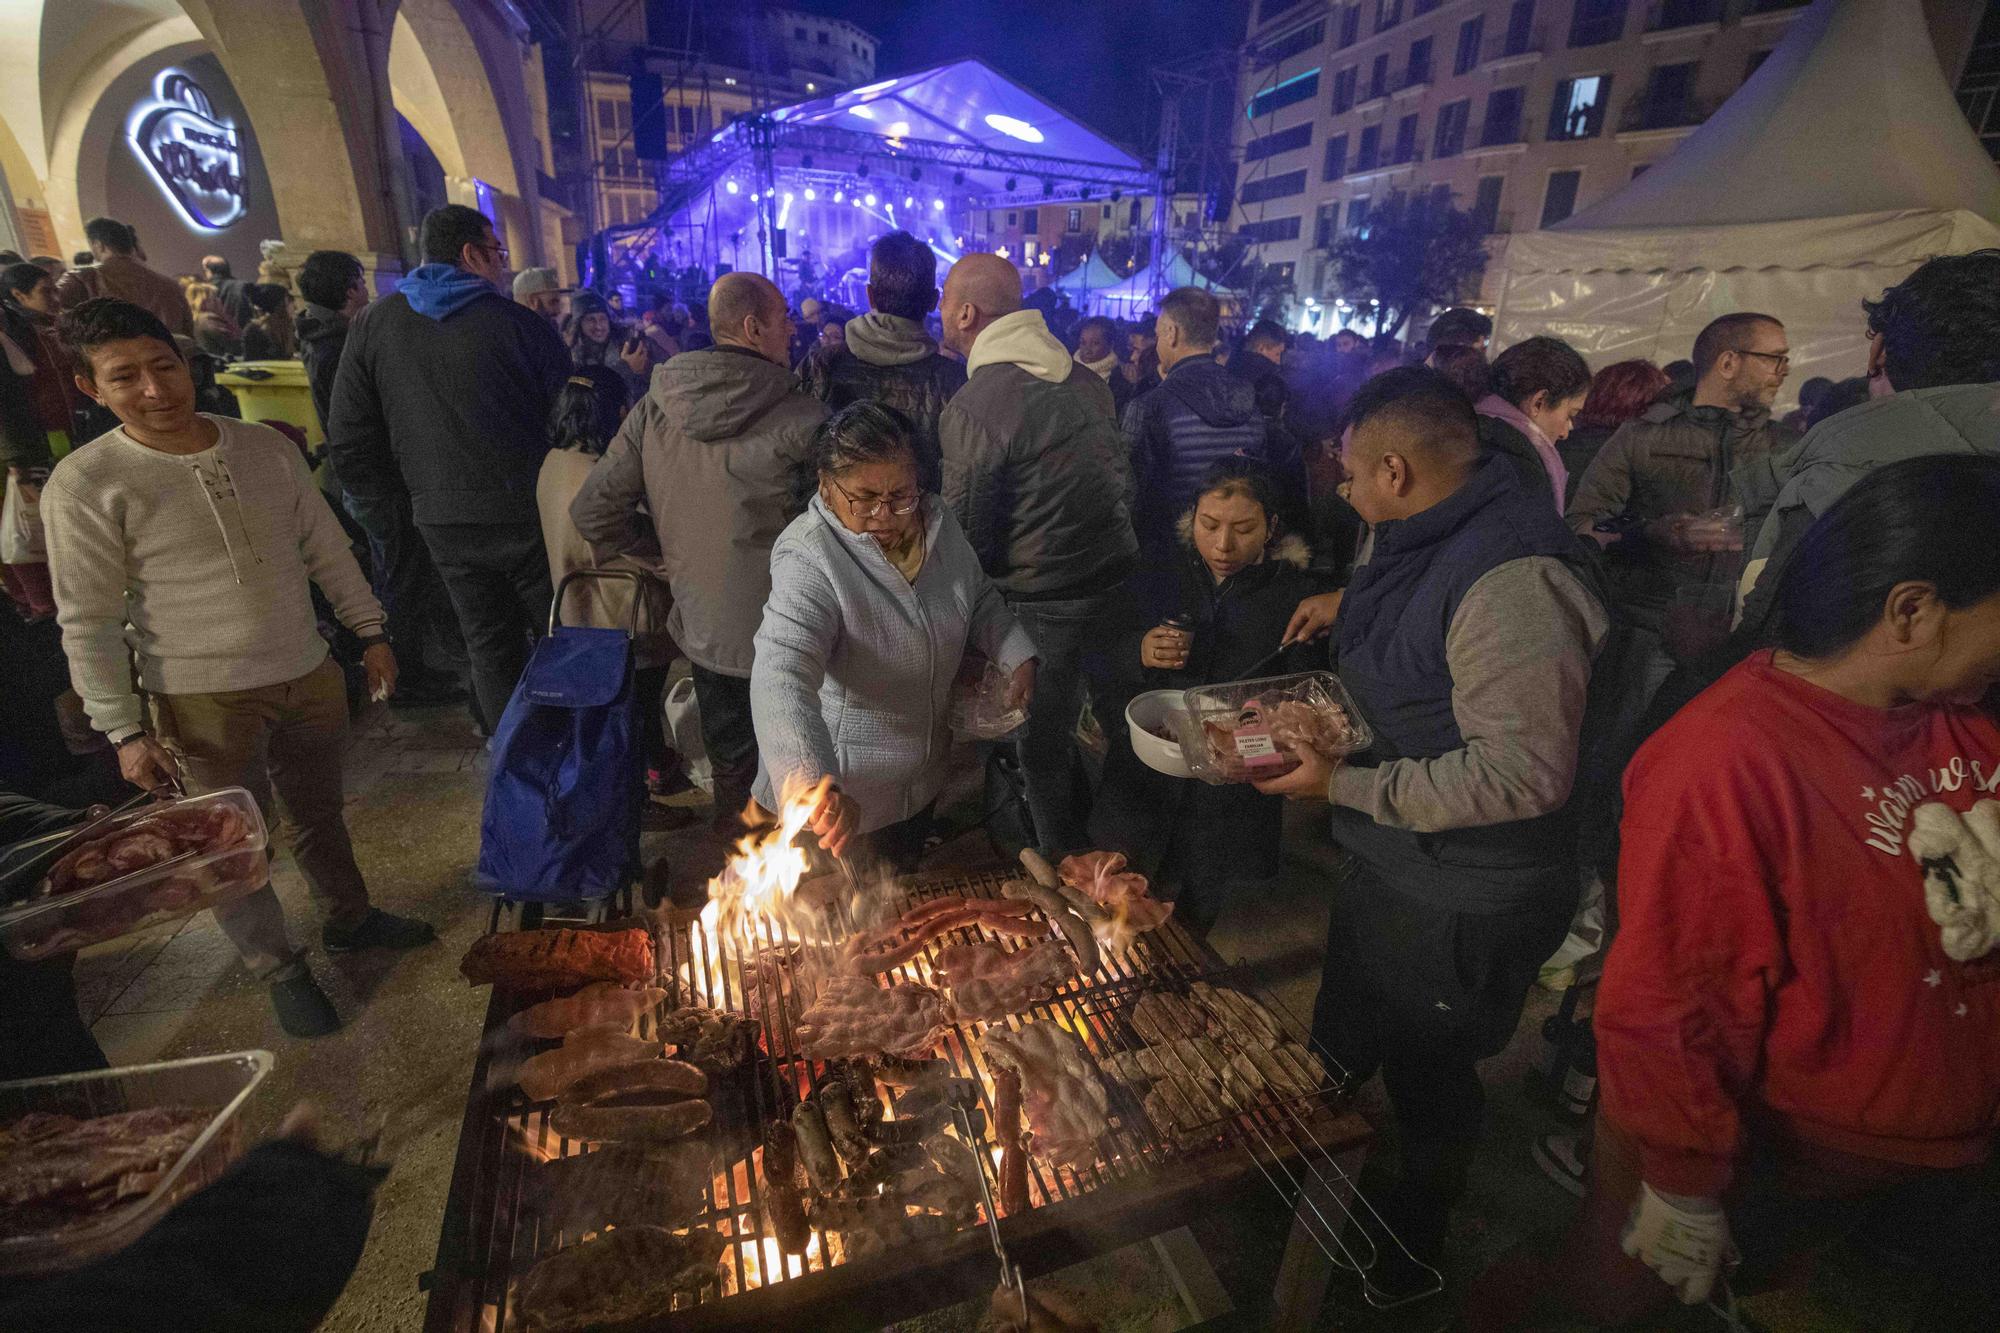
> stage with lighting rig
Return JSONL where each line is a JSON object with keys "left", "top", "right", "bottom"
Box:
{"left": 600, "top": 59, "right": 1158, "bottom": 304}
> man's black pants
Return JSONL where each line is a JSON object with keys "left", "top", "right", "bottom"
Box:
{"left": 689, "top": 664, "right": 757, "bottom": 831}
{"left": 1311, "top": 854, "right": 1574, "bottom": 1255}
{"left": 421, "top": 521, "right": 553, "bottom": 734}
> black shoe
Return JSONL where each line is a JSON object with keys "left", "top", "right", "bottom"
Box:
{"left": 642, "top": 800, "right": 703, "bottom": 833}
{"left": 323, "top": 908, "right": 438, "bottom": 953}
{"left": 269, "top": 971, "right": 342, "bottom": 1037}
{"left": 390, "top": 674, "right": 468, "bottom": 708}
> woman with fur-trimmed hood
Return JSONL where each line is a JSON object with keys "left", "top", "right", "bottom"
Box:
{"left": 1089, "top": 458, "right": 1322, "bottom": 935}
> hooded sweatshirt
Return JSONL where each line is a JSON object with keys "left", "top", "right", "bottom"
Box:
{"left": 801, "top": 312, "right": 965, "bottom": 487}
{"left": 1121, "top": 352, "right": 1270, "bottom": 557}
{"left": 326, "top": 267, "right": 569, "bottom": 530}
{"left": 41, "top": 416, "right": 383, "bottom": 738}
{"left": 294, "top": 302, "right": 349, "bottom": 430}
{"left": 569, "top": 344, "right": 827, "bottom": 676}
{"left": 941, "top": 310, "right": 1138, "bottom": 599}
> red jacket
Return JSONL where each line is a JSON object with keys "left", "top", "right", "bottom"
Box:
{"left": 1598, "top": 653, "right": 2000, "bottom": 1197}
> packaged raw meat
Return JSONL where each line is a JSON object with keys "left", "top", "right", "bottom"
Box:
{"left": 1177, "top": 672, "right": 1371, "bottom": 786}
{"left": 947, "top": 657, "right": 1027, "bottom": 740}
{"left": 0, "top": 789, "right": 268, "bottom": 961}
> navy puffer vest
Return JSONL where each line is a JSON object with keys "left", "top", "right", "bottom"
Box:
{"left": 1332, "top": 456, "right": 1591, "bottom": 913}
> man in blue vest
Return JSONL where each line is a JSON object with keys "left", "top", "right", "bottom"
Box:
{"left": 1257, "top": 367, "right": 1608, "bottom": 1288}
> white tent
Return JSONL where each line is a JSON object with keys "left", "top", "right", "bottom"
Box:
{"left": 1080, "top": 252, "right": 1241, "bottom": 316}
{"left": 1491, "top": 0, "right": 2000, "bottom": 399}
{"left": 1047, "top": 253, "right": 1125, "bottom": 302}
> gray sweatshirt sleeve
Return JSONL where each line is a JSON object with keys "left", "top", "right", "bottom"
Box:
{"left": 288, "top": 449, "right": 383, "bottom": 636}
{"left": 40, "top": 476, "right": 144, "bottom": 739}
{"left": 1329, "top": 557, "right": 1608, "bottom": 832}
{"left": 569, "top": 408, "right": 651, "bottom": 563}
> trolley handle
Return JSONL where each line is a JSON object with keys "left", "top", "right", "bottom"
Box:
{"left": 549, "top": 567, "right": 644, "bottom": 638}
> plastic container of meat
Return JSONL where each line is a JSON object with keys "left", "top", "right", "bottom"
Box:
{"left": 0, "top": 1049, "right": 272, "bottom": 1275}
{"left": 1177, "top": 672, "right": 1372, "bottom": 786}
{"left": 0, "top": 788, "right": 268, "bottom": 961}
{"left": 948, "top": 657, "right": 1028, "bottom": 740}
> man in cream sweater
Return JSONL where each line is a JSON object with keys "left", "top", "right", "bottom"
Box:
{"left": 41, "top": 299, "right": 434, "bottom": 1038}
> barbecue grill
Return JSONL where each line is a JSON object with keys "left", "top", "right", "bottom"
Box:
{"left": 423, "top": 867, "right": 1432, "bottom": 1331}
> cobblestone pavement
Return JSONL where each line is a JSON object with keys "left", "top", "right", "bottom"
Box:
{"left": 70, "top": 702, "right": 1925, "bottom": 1332}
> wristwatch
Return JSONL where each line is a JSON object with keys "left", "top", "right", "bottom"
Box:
{"left": 356, "top": 632, "right": 390, "bottom": 649}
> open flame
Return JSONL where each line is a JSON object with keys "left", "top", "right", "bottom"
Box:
{"left": 699, "top": 775, "right": 829, "bottom": 941}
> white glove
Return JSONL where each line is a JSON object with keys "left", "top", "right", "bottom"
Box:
{"left": 1909, "top": 800, "right": 2000, "bottom": 962}
{"left": 1620, "top": 1183, "right": 1732, "bottom": 1305}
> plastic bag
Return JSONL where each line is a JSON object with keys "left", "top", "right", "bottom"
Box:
{"left": 662, "top": 675, "right": 713, "bottom": 793}
{"left": 1, "top": 477, "right": 45, "bottom": 564}
{"left": 948, "top": 657, "right": 1027, "bottom": 740}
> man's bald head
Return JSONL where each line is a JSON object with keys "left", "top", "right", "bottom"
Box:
{"left": 939, "top": 253, "right": 1021, "bottom": 357}
{"left": 709, "top": 272, "right": 791, "bottom": 366}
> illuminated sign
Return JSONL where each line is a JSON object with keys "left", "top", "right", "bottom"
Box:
{"left": 129, "top": 72, "right": 246, "bottom": 230}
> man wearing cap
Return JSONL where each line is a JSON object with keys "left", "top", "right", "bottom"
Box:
{"left": 513, "top": 268, "right": 568, "bottom": 328}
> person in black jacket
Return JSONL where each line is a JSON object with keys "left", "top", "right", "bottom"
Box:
{"left": 1089, "top": 460, "right": 1320, "bottom": 936}
{"left": 0, "top": 790, "right": 108, "bottom": 1080}
{"left": 298, "top": 250, "right": 464, "bottom": 709}
{"left": 800, "top": 230, "right": 965, "bottom": 488}
{"left": 1123, "top": 288, "right": 1291, "bottom": 587}
{"left": 327, "top": 206, "right": 570, "bottom": 731}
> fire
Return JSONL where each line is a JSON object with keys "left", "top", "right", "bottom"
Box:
{"left": 699, "top": 775, "right": 829, "bottom": 940}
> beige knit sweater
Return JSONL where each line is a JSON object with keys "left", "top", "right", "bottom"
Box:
{"left": 42, "top": 416, "right": 383, "bottom": 738}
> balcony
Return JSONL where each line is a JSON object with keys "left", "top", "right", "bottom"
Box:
{"left": 1644, "top": 0, "right": 1720, "bottom": 38}
{"left": 1616, "top": 93, "right": 1720, "bottom": 135}
{"left": 1483, "top": 25, "right": 1546, "bottom": 70}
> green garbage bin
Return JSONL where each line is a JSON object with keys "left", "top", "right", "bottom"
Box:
{"left": 215, "top": 360, "right": 323, "bottom": 449}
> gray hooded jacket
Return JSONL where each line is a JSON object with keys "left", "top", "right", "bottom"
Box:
{"left": 569, "top": 344, "right": 827, "bottom": 676}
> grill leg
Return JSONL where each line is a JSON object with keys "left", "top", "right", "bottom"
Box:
{"left": 1269, "top": 1142, "right": 1365, "bottom": 1332}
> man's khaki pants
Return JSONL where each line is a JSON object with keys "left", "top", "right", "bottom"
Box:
{"left": 150, "top": 655, "right": 370, "bottom": 979}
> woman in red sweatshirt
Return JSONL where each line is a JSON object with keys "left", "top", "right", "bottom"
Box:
{"left": 1476, "top": 453, "right": 2000, "bottom": 1327}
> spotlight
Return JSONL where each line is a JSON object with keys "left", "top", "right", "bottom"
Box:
{"left": 952, "top": 170, "right": 966, "bottom": 186}
{"left": 725, "top": 180, "right": 740, "bottom": 195}
{"left": 1041, "top": 179, "right": 1054, "bottom": 196}
{"left": 801, "top": 154, "right": 815, "bottom": 170}
{"left": 804, "top": 187, "right": 817, "bottom": 200}
{"left": 834, "top": 189, "right": 844, "bottom": 202}
{"left": 865, "top": 192, "right": 877, "bottom": 206}
{"left": 908, "top": 165, "right": 922, "bottom": 181}
{"left": 903, "top": 195, "right": 914, "bottom": 208}
{"left": 932, "top": 198, "right": 945, "bottom": 211}
{"left": 1004, "top": 176, "right": 1017, "bottom": 191}
{"left": 856, "top": 161, "right": 870, "bottom": 178}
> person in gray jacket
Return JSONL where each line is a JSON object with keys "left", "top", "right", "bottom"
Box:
{"left": 938, "top": 253, "right": 1136, "bottom": 857}
{"left": 752, "top": 403, "right": 1036, "bottom": 868}
{"left": 570, "top": 273, "right": 824, "bottom": 853}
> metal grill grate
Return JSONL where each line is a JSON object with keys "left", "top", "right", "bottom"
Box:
{"left": 425, "top": 869, "right": 1418, "bottom": 1331}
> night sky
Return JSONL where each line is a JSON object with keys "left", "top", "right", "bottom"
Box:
{"left": 790, "top": 0, "right": 1250, "bottom": 153}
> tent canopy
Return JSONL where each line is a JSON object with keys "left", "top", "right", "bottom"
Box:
{"left": 1049, "top": 253, "right": 1124, "bottom": 295}
{"left": 1494, "top": 0, "right": 2000, "bottom": 400}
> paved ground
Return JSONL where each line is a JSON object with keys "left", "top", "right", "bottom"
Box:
{"left": 70, "top": 699, "right": 1930, "bottom": 1332}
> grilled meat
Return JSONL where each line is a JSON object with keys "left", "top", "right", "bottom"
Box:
{"left": 760, "top": 1123, "right": 812, "bottom": 1255}
{"left": 507, "top": 983, "right": 667, "bottom": 1040}
{"left": 998, "top": 878, "right": 1100, "bottom": 976}
{"left": 935, "top": 939, "right": 1076, "bottom": 1022}
{"left": 792, "top": 1099, "right": 841, "bottom": 1192}
{"left": 1127, "top": 991, "right": 1209, "bottom": 1047}
{"left": 796, "top": 974, "right": 947, "bottom": 1060}
{"left": 655, "top": 1005, "right": 758, "bottom": 1071}
{"left": 982, "top": 1023, "right": 1108, "bottom": 1168}
{"left": 1190, "top": 982, "right": 1283, "bottom": 1049}
{"left": 517, "top": 1032, "right": 665, "bottom": 1102}
{"left": 527, "top": 1142, "right": 712, "bottom": 1236}
{"left": 548, "top": 1098, "right": 712, "bottom": 1145}
{"left": 460, "top": 927, "right": 656, "bottom": 992}
{"left": 993, "top": 1068, "right": 1028, "bottom": 1215}
{"left": 556, "top": 1058, "right": 707, "bottom": 1109}
{"left": 518, "top": 1225, "right": 725, "bottom": 1332}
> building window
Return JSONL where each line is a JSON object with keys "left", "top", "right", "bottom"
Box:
{"left": 1434, "top": 99, "right": 1470, "bottom": 158}
{"left": 1368, "top": 53, "right": 1390, "bottom": 99}
{"left": 1242, "top": 169, "right": 1309, "bottom": 204}
{"left": 1633, "top": 61, "right": 1700, "bottom": 129}
{"left": 677, "top": 105, "right": 695, "bottom": 135}
{"left": 1007, "top": 211, "right": 1018, "bottom": 226}
{"left": 1481, "top": 86, "right": 1525, "bottom": 144}
{"left": 1241, "top": 215, "right": 1303, "bottom": 243}
{"left": 1376, "top": 0, "right": 1402, "bottom": 33}
{"left": 1651, "top": 0, "right": 1720, "bottom": 28}
{"left": 1257, "top": 20, "right": 1325, "bottom": 67}
{"left": 1338, "top": 3, "right": 1360, "bottom": 47}
{"left": 1347, "top": 196, "right": 1371, "bottom": 232}
{"left": 1540, "top": 169, "right": 1582, "bottom": 226}
{"left": 1356, "top": 122, "right": 1382, "bottom": 170}
{"left": 794, "top": 26, "right": 806, "bottom": 39}
{"left": 1332, "top": 66, "right": 1358, "bottom": 112}
{"left": 1454, "top": 16, "right": 1484, "bottom": 75}
{"left": 1407, "top": 36, "right": 1433, "bottom": 86}
{"left": 1248, "top": 69, "right": 1322, "bottom": 118}
{"left": 1414, "top": 0, "right": 1441, "bottom": 14}
{"left": 1024, "top": 210, "right": 1038, "bottom": 234}
{"left": 1066, "top": 208, "right": 1082, "bottom": 232}
{"left": 1259, "top": 0, "right": 1310, "bottom": 18}
{"left": 1547, "top": 74, "right": 1610, "bottom": 139}
{"left": 1247, "top": 122, "right": 1314, "bottom": 161}
{"left": 1315, "top": 201, "right": 1341, "bottom": 247}
{"left": 1392, "top": 113, "right": 1419, "bottom": 164}
{"left": 1472, "top": 175, "right": 1503, "bottom": 232}
{"left": 817, "top": 30, "right": 829, "bottom": 44}
{"left": 1568, "top": 0, "right": 1627, "bottom": 48}
{"left": 1426, "top": 183, "right": 1453, "bottom": 216}
{"left": 1323, "top": 131, "right": 1350, "bottom": 180}
{"left": 1502, "top": 1, "right": 1537, "bottom": 56}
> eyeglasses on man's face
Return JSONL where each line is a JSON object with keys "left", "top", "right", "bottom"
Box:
{"left": 1740, "top": 349, "right": 1790, "bottom": 371}
{"left": 829, "top": 477, "right": 921, "bottom": 518}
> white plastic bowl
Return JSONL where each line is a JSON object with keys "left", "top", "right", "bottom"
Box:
{"left": 1126, "top": 689, "right": 1194, "bottom": 778}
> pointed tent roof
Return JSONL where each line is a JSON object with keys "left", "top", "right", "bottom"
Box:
{"left": 770, "top": 58, "right": 1145, "bottom": 177}
{"left": 1050, "top": 253, "right": 1125, "bottom": 295}
{"left": 1561, "top": 0, "right": 2000, "bottom": 231}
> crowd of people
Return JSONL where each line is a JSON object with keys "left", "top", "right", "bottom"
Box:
{"left": 3, "top": 197, "right": 1998, "bottom": 1325}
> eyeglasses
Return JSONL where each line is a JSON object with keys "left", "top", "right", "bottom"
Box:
{"left": 828, "top": 477, "right": 921, "bottom": 518}
{"left": 479, "top": 239, "right": 510, "bottom": 261}
{"left": 1740, "top": 350, "right": 1790, "bottom": 371}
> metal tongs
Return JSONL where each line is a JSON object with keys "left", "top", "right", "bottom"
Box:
{"left": 0, "top": 773, "right": 183, "bottom": 900}
{"left": 954, "top": 1100, "right": 1029, "bottom": 1325}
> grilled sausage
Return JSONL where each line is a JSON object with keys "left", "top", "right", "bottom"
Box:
{"left": 792, "top": 1098, "right": 841, "bottom": 1192}
{"left": 818, "top": 1073, "right": 869, "bottom": 1166}
{"left": 993, "top": 1067, "right": 1029, "bottom": 1216}
{"left": 557, "top": 1059, "right": 707, "bottom": 1109}
{"left": 1000, "top": 878, "right": 1100, "bottom": 977}
{"left": 760, "top": 1123, "right": 812, "bottom": 1255}
{"left": 549, "top": 1098, "right": 711, "bottom": 1145}
{"left": 1018, "top": 848, "right": 1060, "bottom": 889}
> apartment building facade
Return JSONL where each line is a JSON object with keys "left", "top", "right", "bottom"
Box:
{"left": 1231, "top": 0, "right": 1823, "bottom": 325}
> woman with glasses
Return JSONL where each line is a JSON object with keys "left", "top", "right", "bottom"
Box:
{"left": 751, "top": 402, "right": 1037, "bottom": 868}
